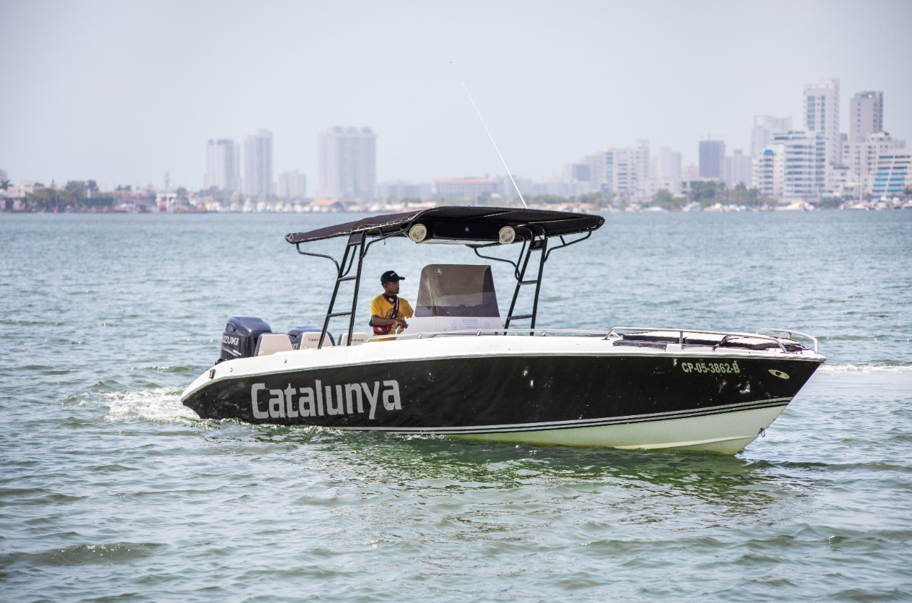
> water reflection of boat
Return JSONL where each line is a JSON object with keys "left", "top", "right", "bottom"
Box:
{"left": 242, "top": 426, "right": 783, "bottom": 505}
{"left": 182, "top": 207, "right": 825, "bottom": 454}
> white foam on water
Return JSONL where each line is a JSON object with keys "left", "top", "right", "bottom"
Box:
{"left": 99, "top": 388, "right": 199, "bottom": 424}
{"left": 819, "top": 363, "right": 912, "bottom": 374}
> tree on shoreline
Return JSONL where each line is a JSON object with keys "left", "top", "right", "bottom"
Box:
{"left": 689, "top": 181, "right": 763, "bottom": 208}
{"left": 21, "top": 180, "right": 102, "bottom": 211}
{"left": 652, "top": 188, "right": 687, "bottom": 209}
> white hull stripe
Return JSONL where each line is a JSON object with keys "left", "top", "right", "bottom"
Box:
{"left": 327, "top": 397, "right": 793, "bottom": 435}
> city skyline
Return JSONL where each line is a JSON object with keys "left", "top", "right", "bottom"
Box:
{"left": 194, "top": 74, "right": 904, "bottom": 203}
{"left": 1, "top": 0, "right": 911, "bottom": 190}
{"left": 6, "top": 73, "right": 906, "bottom": 205}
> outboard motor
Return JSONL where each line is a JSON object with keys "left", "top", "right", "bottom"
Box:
{"left": 287, "top": 325, "right": 334, "bottom": 349}
{"left": 219, "top": 316, "right": 272, "bottom": 362}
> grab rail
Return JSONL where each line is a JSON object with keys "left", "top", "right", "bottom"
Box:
{"left": 604, "top": 326, "right": 811, "bottom": 354}
{"left": 755, "top": 328, "right": 819, "bottom": 354}
{"left": 359, "top": 326, "right": 819, "bottom": 354}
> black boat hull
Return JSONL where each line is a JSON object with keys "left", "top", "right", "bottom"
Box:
{"left": 182, "top": 350, "right": 822, "bottom": 453}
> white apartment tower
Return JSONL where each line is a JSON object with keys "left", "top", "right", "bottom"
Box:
{"left": 723, "top": 149, "right": 753, "bottom": 188}
{"left": 844, "top": 132, "right": 905, "bottom": 192}
{"left": 205, "top": 139, "right": 240, "bottom": 192}
{"left": 804, "top": 78, "right": 841, "bottom": 167}
{"left": 752, "top": 149, "right": 780, "bottom": 199}
{"left": 277, "top": 171, "right": 307, "bottom": 200}
{"left": 751, "top": 115, "right": 792, "bottom": 157}
{"left": 850, "top": 91, "right": 884, "bottom": 142}
{"left": 595, "top": 140, "right": 650, "bottom": 200}
{"left": 871, "top": 150, "right": 912, "bottom": 197}
{"left": 753, "top": 130, "right": 827, "bottom": 202}
{"left": 652, "top": 147, "right": 682, "bottom": 194}
{"left": 244, "top": 129, "right": 274, "bottom": 199}
{"left": 630, "top": 140, "right": 651, "bottom": 200}
{"left": 318, "top": 126, "right": 377, "bottom": 200}
{"left": 840, "top": 91, "right": 905, "bottom": 196}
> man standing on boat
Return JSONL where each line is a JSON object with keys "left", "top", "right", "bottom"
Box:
{"left": 370, "top": 270, "right": 414, "bottom": 340}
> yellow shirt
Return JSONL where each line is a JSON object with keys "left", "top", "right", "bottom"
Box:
{"left": 370, "top": 294, "right": 414, "bottom": 340}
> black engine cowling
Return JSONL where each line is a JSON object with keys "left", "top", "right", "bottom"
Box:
{"left": 219, "top": 316, "right": 271, "bottom": 362}
{"left": 287, "top": 325, "right": 334, "bottom": 349}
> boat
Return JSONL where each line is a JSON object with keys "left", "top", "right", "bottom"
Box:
{"left": 181, "top": 206, "right": 825, "bottom": 454}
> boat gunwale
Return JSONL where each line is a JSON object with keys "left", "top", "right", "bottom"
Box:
{"left": 181, "top": 332, "right": 826, "bottom": 401}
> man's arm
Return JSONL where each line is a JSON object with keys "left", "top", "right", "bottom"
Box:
{"left": 371, "top": 315, "right": 408, "bottom": 328}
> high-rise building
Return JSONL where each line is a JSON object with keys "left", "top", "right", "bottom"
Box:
{"left": 755, "top": 130, "right": 827, "bottom": 202}
{"left": 318, "top": 126, "right": 377, "bottom": 200}
{"left": 841, "top": 90, "right": 905, "bottom": 196}
{"left": 593, "top": 150, "right": 614, "bottom": 193}
{"left": 850, "top": 91, "right": 884, "bottom": 142}
{"left": 651, "top": 147, "right": 681, "bottom": 194}
{"left": 595, "top": 140, "right": 650, "bottom": 200}
{"left": 871, "top": 150, "right": 911, "bottom": 197}
{"left": 277, "top": 170, "right": 307, "bottom": 200}
{"left": 581, "top": 154, "right": 602, "bottom": 193}
{"left": 698, "top": 139, "right": 725, "bottom": 179}
{"left": 244, "top": 129, "right": 273, "bottom": 199}
{"left": 205, "top": 139, "right": 240, "bottom": 192}
{"left": 804, "top": 78, "right": 841, "bottom": 167}
{"left": 843, "top": 132, "right": 905, "bottom": 191}
{"left": 562, "top": 162, "right": 596, "bottom": 195}
{"left": 723, "top": 149, "right": 753, "bottom": 187}
{"left": 751, "top": 116, "right": 792, "bottom": 157}
{"left": 752, "top": 149, "right": 780, "bottom": 199}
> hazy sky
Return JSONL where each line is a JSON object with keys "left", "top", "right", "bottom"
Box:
{"left": 1, "top": 0, "right": 910, "bottom": 191}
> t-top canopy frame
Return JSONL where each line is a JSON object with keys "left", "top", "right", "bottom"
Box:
{"left": 285, "top": 206, "right": 605, "bottom": 347}
{"left": 285, "top": 206, "right": 604, "bottom": 246}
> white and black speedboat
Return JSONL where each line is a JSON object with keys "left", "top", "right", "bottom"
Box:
{"left": 182, "top": 206, "right": 825, "bottom": 454}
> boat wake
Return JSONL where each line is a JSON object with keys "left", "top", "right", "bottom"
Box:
{"left": 97, "top": 387, "right": 199, "bottom": 424}
{"left": 819, "top": 362, "right": 912, "bottom": 374}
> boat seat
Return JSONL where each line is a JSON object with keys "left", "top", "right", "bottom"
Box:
{"left": 339, "top": 332, "right": 370, "bottom": 346}
{"left": 300, "top": 331, "right": 335, "bottom": 349}
{"left": 255, "top": 333, "right": 293, "bottom": 356}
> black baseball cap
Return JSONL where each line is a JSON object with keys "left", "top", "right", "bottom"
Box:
{"left": 381, "top": 270, "right": 405, "bottom": 283}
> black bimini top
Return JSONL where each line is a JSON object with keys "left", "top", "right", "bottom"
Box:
{"left": 285, "top": 206, "right": 605, "bottom": 246}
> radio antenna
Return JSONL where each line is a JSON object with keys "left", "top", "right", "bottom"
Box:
{"left": 451, "top": 62, "right": 528, "bottom": 208}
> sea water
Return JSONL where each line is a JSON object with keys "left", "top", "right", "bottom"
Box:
{"left": 1, "top": 210, "right": 910, "bottom": 601}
